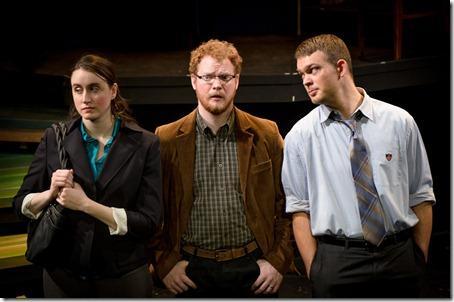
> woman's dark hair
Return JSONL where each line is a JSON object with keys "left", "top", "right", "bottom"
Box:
{"left": 69, "top": 54, "right": 136, "bottom": 123}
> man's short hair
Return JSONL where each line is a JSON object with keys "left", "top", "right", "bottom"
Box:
{"left": 295, "top": 34, "right": 353, "bottom": 74}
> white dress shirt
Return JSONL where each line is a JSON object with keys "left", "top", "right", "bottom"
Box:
{"left": 283, "top": 88, "right": 435, "bottom": 238}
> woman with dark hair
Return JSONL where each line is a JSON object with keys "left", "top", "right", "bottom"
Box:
{"left": 13, "top": 54, "right": 162, "bottom": 297}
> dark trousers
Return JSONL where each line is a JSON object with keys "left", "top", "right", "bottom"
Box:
{"left": 177, "top": 248, "right": 277, "bottom": 298}
{"left": 43, "top": 264, "right": 153, "bottom": 298}
{"left": 310, "top": 236, "right": 426, "bottom": 298}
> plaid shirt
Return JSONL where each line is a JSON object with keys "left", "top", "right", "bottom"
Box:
{"left": 182, "top": 110, "right": 254, "bottom": 249}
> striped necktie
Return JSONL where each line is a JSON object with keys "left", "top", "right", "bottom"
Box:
{"left": 334, "top": 112, "right": 387, "bottom": 246}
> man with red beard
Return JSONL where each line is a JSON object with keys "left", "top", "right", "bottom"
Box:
{"left": 153, "top": 39, "right": 293, "bottom": 298}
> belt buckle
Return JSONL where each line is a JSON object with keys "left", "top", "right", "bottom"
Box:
{"left": 363, "top": 240, "right": 378, "bottom": 252}
{"left": 214, "top": 248, "right": 229, "bottom": 261}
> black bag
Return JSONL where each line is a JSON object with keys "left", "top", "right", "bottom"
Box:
{"left": 25, "top": 122, "right": 69, "bottom": 266}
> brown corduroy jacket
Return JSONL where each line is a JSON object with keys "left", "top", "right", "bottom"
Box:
{"left": 153, "top": 106, "right": 293, "bottom": 279}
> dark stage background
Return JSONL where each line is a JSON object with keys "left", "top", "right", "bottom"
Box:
{"left": 0, "top": 0, "right": 450, "bottom": 298}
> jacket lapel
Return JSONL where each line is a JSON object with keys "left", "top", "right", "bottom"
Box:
{"left": 96, "top": 123, "right": 141, "bottom": 191}
{"left": 176, "top": 110, "right": 196, "bottom": 235}
{"left": 64, "top": 120, "right": 94, "bottom": 186}
{"left": 234, "top": 107, "right": 253, "bottom": 198}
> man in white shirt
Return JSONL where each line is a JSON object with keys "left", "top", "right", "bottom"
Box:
{"left": 282, "top": 34, "right": 435, "bottom": 298}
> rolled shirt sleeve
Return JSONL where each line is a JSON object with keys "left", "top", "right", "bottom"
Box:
{"left": 282, "top": 127, "right": 310, "bottom": 214}
{"left": 21, "top": 193, "right": 42, "bottom": 220}
{"left": 109, "top": 207, "right": 128, "bottom": 235}
{"left": 406, "top": 116, "right": 436, "bottom": 207}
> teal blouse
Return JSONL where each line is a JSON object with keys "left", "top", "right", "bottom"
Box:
{"left": 80, "top": 118, "right": 121, "bottom": 180}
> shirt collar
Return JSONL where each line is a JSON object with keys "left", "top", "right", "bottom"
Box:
{"left": 80, "top": 122, "right": 95, "bottom": 143}
{"left": 196, "top": 109, "right": 235, "bottom": 138}
{"left": 356, "top": 88, "right": 374, "bottom": 122}
{"left": 319, "top": 87, "right": 375, "bottom": 123}
{"left": 80, "top": 117, "right": 121, "bottom": 143}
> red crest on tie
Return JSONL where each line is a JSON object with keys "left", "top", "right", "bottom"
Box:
{"left": 386, "top": 153, "right": 392, "bottom": 161}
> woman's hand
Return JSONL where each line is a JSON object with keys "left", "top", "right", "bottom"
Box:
{"left": 50, "top": 169, "right": 74, "bottom": 199}
{"left": 56, "top": 182, "right": 91, "bottom": 212}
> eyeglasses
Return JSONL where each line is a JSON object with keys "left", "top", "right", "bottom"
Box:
{"left": 194, "top": 74, "right": 236, "bottom": 84}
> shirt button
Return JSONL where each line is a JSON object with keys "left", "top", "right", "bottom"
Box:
{"left": 218, "top": 162, "right": 223, "bottom": 168}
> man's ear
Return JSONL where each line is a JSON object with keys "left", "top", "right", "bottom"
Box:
{"left": 336, "top": 59, "right": 349, "bottom": 78}
{"left": 190, "top": 75, "right": 197, "bottom": 90}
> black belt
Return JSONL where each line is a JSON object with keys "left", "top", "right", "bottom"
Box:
{"left": 317, "top": 228, "right": 412, "bottom": 251}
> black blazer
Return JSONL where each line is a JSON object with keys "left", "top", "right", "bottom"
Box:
{"left": 13, "top": 118, "right": 162, "bottom": 278}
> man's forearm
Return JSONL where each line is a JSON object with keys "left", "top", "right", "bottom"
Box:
{"left": 292, "top": 212, "right": 317, "bottom": 277}
{"left": 411, "top": 201, "right": 433, "bottom": 261}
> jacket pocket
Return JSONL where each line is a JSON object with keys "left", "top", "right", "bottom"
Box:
{"left": 251, "top": 159, "right": 272, "bottom": 174}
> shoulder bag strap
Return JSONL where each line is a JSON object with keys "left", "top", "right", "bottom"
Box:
{"left": 51, "top": 122, "right": 68, "bottom": 169}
